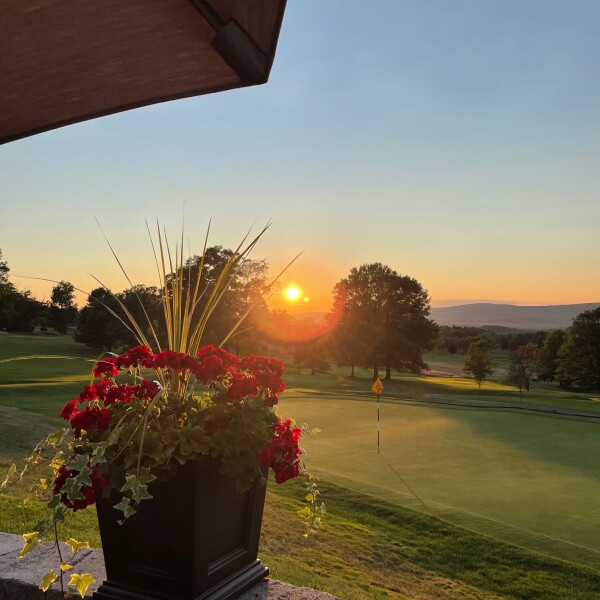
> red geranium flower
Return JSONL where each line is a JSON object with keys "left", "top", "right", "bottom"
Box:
{"left": 259, "top": 419, "right": 302, "bottom": 484}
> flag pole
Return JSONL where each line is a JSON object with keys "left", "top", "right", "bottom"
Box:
{"left": 371, "top": 377, "right": 384, "bottom": 454}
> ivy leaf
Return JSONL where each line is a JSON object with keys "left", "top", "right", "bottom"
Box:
{"left": 74, "top": 466, "right": 92, "bottom": 488}
{"left": 53, "top": 506, "right": 66, "bottom": 523}
{"left": 1, "top": 463, "right": 16, "bottom": 489}
{"left": 47, "top": 494, "right": 61, "bottom": 509}
{"left": 114, "top": 497, "right": 137, "bottom": 520}
{"left": 297, "top": 507, "right": 311, "bottom": 518}
{"left": 68, "top": 572, "right": 96, "bottom": 598}
{"left": 39, "top": 478, "right": 48, "bottom": 490}
{"left": 120, "top": 474, "right": 153, "bottom": 503}
{"left": 64, "top": 538, "right": 91, "bottom": 554}
{"left": 70, "top": 454, "right": 89, "bottom": 473}
{"left": 60, "top": 562, "right": 73, "bottom": 571}
{"left": 39, "top": 569, "right": 57, "bottom": 592}
{"left": 49, "top": 455, "right": 64, "bottom": 472}
{"left": 18, "top": 532, "right": 39, "bottom": 558}
{"left": 61, "top": 476, "right": 84, "bottom": 501}
{"left": 305, "top": 493, "right": 314, "bottom": 502}
{"left": 48, "top": 429, "right": 64, "bottom": 446}
{"left": 136, "top": 467, "right": 157, "bottom": 486}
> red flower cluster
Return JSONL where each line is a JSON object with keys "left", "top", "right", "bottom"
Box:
{"left": 60, "top": 378, "right": 162, "bottom": 437}
{"left": 61, "top": 346, "right": 285, "bottom": 438}
{"left": 240, "top": 356, "right": 286, "bottom": 406}
{"left": 53, "top": 465, "right": 107, "bottom": 511}
{"left": 259, "top": 419, "right": 302, "bottom": 484}
{"left": 70, "top": 407, "right": 112, "bottom": 439}
{"left": 90, "top": 345, "right": 284, "bottom": 405}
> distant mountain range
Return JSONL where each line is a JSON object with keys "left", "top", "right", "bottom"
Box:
{"left": 430, "top": 303, "right": 600, "bottom": 331}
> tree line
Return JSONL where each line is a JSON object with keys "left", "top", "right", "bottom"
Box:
{"left": 0, "top": 248, "right": 438, "bottom": 380}
{"left": 2, "top": 245, "right": 597, "bottom": 391}
{"left": 461, "top": 308, "right": 600, "bottom": 394}
{"left": 0, "top": 250, "right": 77, "bottom": 333}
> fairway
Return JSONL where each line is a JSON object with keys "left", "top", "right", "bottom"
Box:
{"left": 2, "top": 332, "right": 600, "bottom": 579}
{"left": 278, "top": 393, "right": 600, "bottom": 570}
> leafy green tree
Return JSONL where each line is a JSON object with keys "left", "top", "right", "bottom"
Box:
{"left": 50, "top": 281, "right": 78, "bottom": 333}
{"left": 293, "top": 338, "right": 330, "bottom": 375}
{"left": 0, "top": 249, "right": 45, "bottom": 332}
{"left": 463, "top": 340, "right": 494, "bottom": 395}
{"left": 75, "top": 288, "right": 124, "bottom": 351}
{"left": 538, "top": 330, "right": 566, "bottom": 382}
{"left": 556, "top": 307, "right": 600, "bottom": 391}
{"left": 326, "top": 281, "right": 370, "bottom": 377}
{"left": 507, "top": 342, "right": 540, "bottom": 398}
{"left": 331, "top": 263, "right": 437, "bottom": 380}
{"left": 75, "top": 285, "right": 162, "bottom": 351}
{"left": 179, "top": 246, "right": 269, "bottom": 348}
{"left": 0, "top": 249, "right": 9, "bottom": 285}
{"left": 0, "top": 249, "right": 15, "bottom": 329}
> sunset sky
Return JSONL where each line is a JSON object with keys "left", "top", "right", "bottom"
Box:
{"left": 1, "top": 1, "right": 599, "bottom": 312}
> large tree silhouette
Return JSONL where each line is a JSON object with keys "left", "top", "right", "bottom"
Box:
{"left": 330, "top": 263, "right": 437, "bottom": 379}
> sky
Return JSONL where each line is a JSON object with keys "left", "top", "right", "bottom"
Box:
{"left": 1, "top": 0, "right": 600, "bottom": 311}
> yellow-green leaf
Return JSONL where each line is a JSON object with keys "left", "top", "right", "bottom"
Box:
{"left": 60, "top": 562, "right": 73, "bottom": 571}
{"left": 305, "top": 493, "right": 314, "bottom": 502}
{"left": 48, "top": 429, "right": 64, "bottom": 446}
{"left": 1, "top": 463, "right": 17, "bottom": 489}
{"left": 297, "top": 507, "right": 311, "bottom": 518}
{"left": 49, "top": 457, "right": 64, "bottom": 472}
{"left": 65, "top": 538, "right": 90, "bottom": 554}
{"left": 69, "top": 572, "right": 96, "bottom": 598}
{"left": 18, "top": 532, "right": 39, "bottom": 558}
{"left": 39, "top": 569, "right": 57, "bottom": 592}
{"left": 39, "top": 478, "right": 48, "bottom": 490}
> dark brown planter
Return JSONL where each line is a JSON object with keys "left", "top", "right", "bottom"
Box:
{"left": 93, "top": 457, "right": 269, "bottom": 600}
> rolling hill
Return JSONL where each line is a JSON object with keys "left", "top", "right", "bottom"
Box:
{"left": 430, "top": 303, "right": 600, "bottom": 330}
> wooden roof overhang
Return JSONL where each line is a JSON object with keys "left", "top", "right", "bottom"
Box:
{"left": 0, "top": 0, "right": 287, "bottom": 144}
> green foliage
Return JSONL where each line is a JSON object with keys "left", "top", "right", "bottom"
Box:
{"left": 463, "top": 339, "right": 494, "bottom": 392}
{"left": 538, "top": 329, "right": 566, "bottom": 381}
{"left": 507, "top": 341, "right": 541, "bottom": 396}
{"left": 330, "top": 263, "right": 437, "bottom": 378}
{"left": 76, "top": 286, "right": 162, "bottom": 352}
{"left": 557, "top": 307, "right": 600, "bottom": 391}
{"left": 293, "top": 338, "right": 330, "bottom": 375}
{"left": 436, "top": 325, "right": 496, "bottom": 354}
{"left": 50, "top": 281, "right": 78, "bottom": 334}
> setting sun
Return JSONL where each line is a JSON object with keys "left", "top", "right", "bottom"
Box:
{"left": 284, "top": 285, "right": 301, "bottom": 301}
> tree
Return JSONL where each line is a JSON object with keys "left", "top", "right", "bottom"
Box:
{"left": 0, "top": 249, "right": 15, "bottom": 329}
{"left": 538, "top": 329, "right": 566, "bottom": 382}
{"left": 556, "top": 307, "right": 600, "bottom": 391}
{"left": 178, "top": 246, "right": 269, "bottom": 349}
{"left": 0, "top": 249, "right": 9, "bottom": 285}
{"left": 507, "top": 342, "right": 540, "bottom": 398}
{"left": 330, "top": 263, "right": 437, "bottom": 379}
{"left": 50, "top": 281, "right": 78, "bottom": 333}
{"left": 75, "top": 285, "right": 162, "bottom": 351}
{"left": 326, "top": 281, "right": 370, "bottom": 377}
{"left": 0, "top": 249, "right": 45, "bottom": 332}
{"left": 293, "top": 338, "right": 330, "bottom": 375}
{"left": 463, "top": 340, "right": 494, "bottom": 395}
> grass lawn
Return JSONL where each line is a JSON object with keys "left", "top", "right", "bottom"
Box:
{"left": 1, "top": 333, "right": 600, "bottom": 598}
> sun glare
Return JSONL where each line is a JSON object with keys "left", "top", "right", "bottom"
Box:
{"left": 284, "top": 285, "right": 301, "bottom": 301}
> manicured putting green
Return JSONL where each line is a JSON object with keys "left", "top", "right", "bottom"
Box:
{"left": 278, "top": 394, "right": 600, "bottom": 570}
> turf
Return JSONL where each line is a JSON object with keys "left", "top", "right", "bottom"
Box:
{"left": 1, "top": 333, "right": 600, "bottom": 598}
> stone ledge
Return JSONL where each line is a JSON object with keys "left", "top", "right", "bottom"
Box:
{"left": 0, "top": 533, "right": 339, "bottom": 600}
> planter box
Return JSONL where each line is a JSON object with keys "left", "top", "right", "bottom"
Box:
{"left": 94, "top": 458, "right": 268, "bottom": 600}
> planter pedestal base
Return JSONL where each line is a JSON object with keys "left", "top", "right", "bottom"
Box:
{"left": 94, "top": 458, "right": 269, "bottom": 600}
{"left": 94, "top": 560, "right": 268, "bottom": 600}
